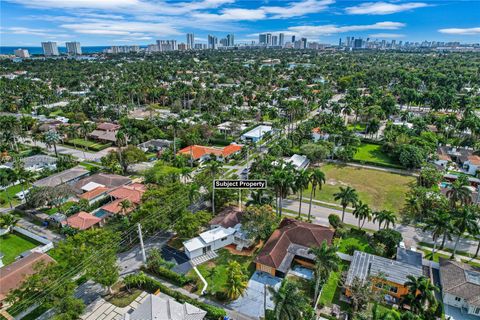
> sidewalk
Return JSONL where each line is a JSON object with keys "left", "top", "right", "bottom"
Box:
{"left": 417, "top": 246, "right": 480, "bottom": 265}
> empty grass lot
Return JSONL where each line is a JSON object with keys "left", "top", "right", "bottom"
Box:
{"left": 305, "top": 163, "right": 414, "bottom": 212}
{"left": 0, "top": 232, "right": 40, "bottom": 265}
{"left": 0, "top": 184, "right": 25, "bottom": 208}
{"left": 66, "top": 138, "right": 111, "bottom": 151}
{"left": 353, "top": 143, "right": 403, "bottom": 169}
{"left": 189, "top": 249, "right": 255, "bottom": 297}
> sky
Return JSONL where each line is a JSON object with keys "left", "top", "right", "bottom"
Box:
{"left": 1, "top": 0, "right": 479, "bottom": 47}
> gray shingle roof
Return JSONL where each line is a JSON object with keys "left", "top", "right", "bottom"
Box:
{"left": 346, "top": 251, "right": 423, "bottom": 286}
{"left": 33, "top": 166, "right": 89, "bottom": 188}
{"left": 439, "top": 258, "right": 480, "bottom": 307}
{"left": 126, "top": 294, "right": 206, "bottom": 320}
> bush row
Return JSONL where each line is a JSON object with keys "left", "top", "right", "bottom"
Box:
{"left": 143, "top": 265, "right": 192, "bottom": 286}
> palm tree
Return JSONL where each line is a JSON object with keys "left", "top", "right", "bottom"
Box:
{"left": 269, "top": 279, "right": 308, "bottom": 320}
{"left": 446, "top": 176, "right": 472, "bottom": 208}
{"left": 0, "top": 213, "right": 19, "bottom": 232}
{"left": 247, "top": 189, "right": 273, "bottom": 206}
{"left": 294, "top": 169, "right": 310, "bottom": 219}
{"left": 119, "top": 199, "right": 132, "bottom": 215}
{"left": 333, "top": 186, "right": 358, "bottom": 222}
{"left": 309, "top": 241, "right": 339, "bottom": 308}
{"left": 225, "top": 261, "right": 247, "bottom": 300}
{"left": 451, "top": 206, "right": 479, "bottom": 258}
{"left": 402, "top": 275, "right": 438, "bottom": 314}
{"left": 353, "top": 201, "right": 372, "bottom": 229}
{"left": 0, "top": 168, "right": 17, "bottom": 209}
{"left": 43, "top": 130, "right": 60, "bottom": 157}
{"left": 204, "top": 160, "right": 222, "bottom": 179}
{"left": 422, "top": 210, "right": 452, "bottom": 260}
{"left": 373, "top": 210, "right": 396, "bottom": 229}
{"left": 271, "top": 167, "right": 295, "bottom": 217}
{"left": 307, "top": 168, "right": 325, "bottom": 222}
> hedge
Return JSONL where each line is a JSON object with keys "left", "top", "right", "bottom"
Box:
{"left": 143, "top": 266, "right": 192, "bottom": 286}
{"left": 125, "top": 273, "right": 226, "bottom": 320}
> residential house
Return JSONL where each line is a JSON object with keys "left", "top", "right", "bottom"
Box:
{"left": 178, "top": 144, "right": 242, "bottom": 163}
{"left": 311, "top": 127, "right": 329, "bottom": 142}
{"left": 435, "top": 146, "right": 478, "bottom": 175}
{"left": 286, "top": 154, "right": 310, "bottom": 170}
{"left": 464, "top": 156, "right": 480, "bottom": 176}
{"left": 183, "top": 206, "right": 253, "bottom": 260}
{"left": 64, "top": 211, "right": 102, "bottom": 230}
{"left": 89, "top": 122, "right": 120, "bottom": 144}
{"left": 241, "top": 125, "right": 272, "bottom": 142}
{"left": 124, "top": 293, "right": 206, "bottom": 320}
{"left": 345, "top": 248, "right": 424, "bottom": 303}
{"left": 2, "top": 155, "right": 57, "bottom": 172}
{"left": 0, "top": 252, "right": 55, "bottom": 305}
{"left": 439, "top": 258, "right": 480, "bottom": 317}
{"left": 254, "top": 219, "right": 334, "bottom": 277}
{"left": 217, "top": 121, "right": 247, "bottom": 136}
{"left": 100, "top": 183, "right": 146, "bottom": 216}
{"left": 74, "top": 173, "right": 132, "bottom": 204}
{"left": 183, "top": 226, "right": 237, "bottom": 259}
{"left": 33, "top": 166, "right": 89, "bottom": 188}
{"left": 137, "top": 139, "right": 172, "bottom": 153}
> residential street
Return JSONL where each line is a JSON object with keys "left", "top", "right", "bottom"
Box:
{"left": 282, "top": 199, "right": 480, "bottom": 256}
{"left": 21, "top": 139, "right": 113, "bottom": 162}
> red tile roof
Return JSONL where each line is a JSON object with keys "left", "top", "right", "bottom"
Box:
{"left": 178, "top": 144, "right": 242, "bottom": 160}
{"left": 255, "top": 218, "right": 334, "bottom": 269}
{"left": 65, "top": 211, "right": 101, "bottom": 230}
{"left": 0, "top": 252, "right": 55, "bottom": 301}
{"left": 108, "top": 184, "right": 145, "bottom": 204}
{"left": 79, "top": 186, "right": 109, "bottom": 200}
{"left": 209, "top": 206, "right": 244, "bottom": 229}
{"left": 97, "top": 122, "right": 120, "bottom": 131}
{"left": 468, "top": 155, "right": 480, "bottom": 166}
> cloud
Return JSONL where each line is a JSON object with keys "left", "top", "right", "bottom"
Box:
{"left": 60, "top": 21, "right": 181, "bottom": 37}
{"left": 438, "top": 27, "right": 480, "bottom": 35}
{"left": 1, "top": 27, "right": 52, "bottom": 36}
{"left": 285, "top": 21, "right": 405, "bottom": 37}
{"left": 262, "top": 0, "right": 334, "bottom": 19}
{"left": 193, "top": 8, "right": 266, "bottom": 21}
{"left": 369, "top": 33, "right": 405, "bottom": 38}
{"left": 345, "top": 2, "right": 428, "bottom": 15}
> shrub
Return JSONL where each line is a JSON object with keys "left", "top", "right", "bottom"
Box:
{"left": 373, "top": 229, "right": 402, "bottom": 258}
{"left": 124, "top": 273, "right": 226, "bottom": 319}
{"left": 143, "top": 265, "right": 191, "bottom": 286}
{"left": 328, "top": 214, "right": 342, "bottom": 229}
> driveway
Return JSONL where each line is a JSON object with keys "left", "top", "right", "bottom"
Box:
{"left": 229, "top": 271, "right": 282, "bottom": 319}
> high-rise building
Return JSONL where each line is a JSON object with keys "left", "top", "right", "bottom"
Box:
{"left": 14, "top": 48, "right": 30, "bottom": 58}
{"left": 66, "top": 42, "right": 82, "bottom": 55}
{"left": 291, "top": 35, "right": 296, "bottom": 43}
{"left": 339, "top": 38, "right": 342, "bottom": 46}
{"left": 227, "top": 33, "right": 234, "bottom": 47}
{"left": 220, "top": 38, "right": 228, "bottom": 47}
{"left": 266, "top": 33, "right": 272, "bottom": 46}
{"left": 208, "top": 35, "right": 218, "bottom": 49}
{"left": 353, "top": 38, "right": 363, "bottom": 49}
{"left": 301, "top": 38, "right": 307, "bottom": 49}
{"left": 279, "top": 33, "right": 285, "bottom": 47}
{"left": 272, "top": 36, "right": 278, "bottom": 46}
{"left": 194, "top": 43, "right": 206, "bottom": 50}
{"left": 147, "top": 44, "right": 159, "bottom": 52}
{"left": 178, "top": 43, "right": 187, "bottom": 51}
{"left": 157, "top": 40, "right": 177, "bottom": 51}
{"left": 186, "top": 33, "right": 194, "bottom": 50}
{"left": 41, "top": 42, "right": 59, "bottom": 56}
{"left": 259, "top": 34, "right": 267, "bottom": 44}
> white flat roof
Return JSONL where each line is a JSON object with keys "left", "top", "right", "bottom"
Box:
{"left": 199, "top": 227, "right": 236, "bottom": 243}
{"left": 81, "top": 182, "right": 105, "bottom": 192}
{"left": 183, "top": 237, "right": 205, "bottom": 252}
{"left": 242, "top": 125, "right": 272, "bottom": 139}
{"left": 287, "top": 154, "right": 309, "bottom": 169}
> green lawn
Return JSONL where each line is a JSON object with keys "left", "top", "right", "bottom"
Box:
{"left": 190, "top": 249, "right": 255, "bottom": 297}
{"left": 306, "top": 163, "right": 415, "bottom": 212}
{"left": 347, "top": 123, "right": 366, "bottom": 131}
{"left": 106, "top": 288, "right": 142, "bottom": 307}
{"left": 79, "top": 161, "right": 101, "bottom": 171}
{"left": 65, "top": 138, "right": 111, "bottom": 151}
{"left": 40, "top": 201, "right": 77, "bottom": 216}
{"left": 336, "top": 234, "right": 375, "bottom": 255}
{"left": 0, "top": 232, "right": 40, "bottom": 265}
{"left": 0, "top": 184, "right": 25, "bottom": 208}
{"left": 353, "top": 143, "right": 403, "bottom": 169}
{"left": 319, "top": 261, "right": 350, "bottom": 307}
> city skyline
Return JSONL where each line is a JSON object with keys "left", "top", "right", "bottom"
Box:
{"left": 1, "top": 0, "right": 479, "bottom": 47}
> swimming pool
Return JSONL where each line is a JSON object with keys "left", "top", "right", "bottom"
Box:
{"left": 93, "top": 209, "right": 109, "bottom": 219}
{"left": 440, "top": 182, "right": 451, "bottom": 188}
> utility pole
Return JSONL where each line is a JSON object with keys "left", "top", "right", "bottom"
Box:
{"left": 238, "top": 189, "right": 242, "bottom": 210}
{"left": 212, "top": 179, "right": 215, "bottom": 215}
{"left": 263, "top": 283, "right": 267, "bottom": 318}
{"left": 137, "top": 223, "right": 146, "bottom": 263}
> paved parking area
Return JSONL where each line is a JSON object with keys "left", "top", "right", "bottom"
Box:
{"left": 229, "top": 271, "right": 282, "bottom": 319}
